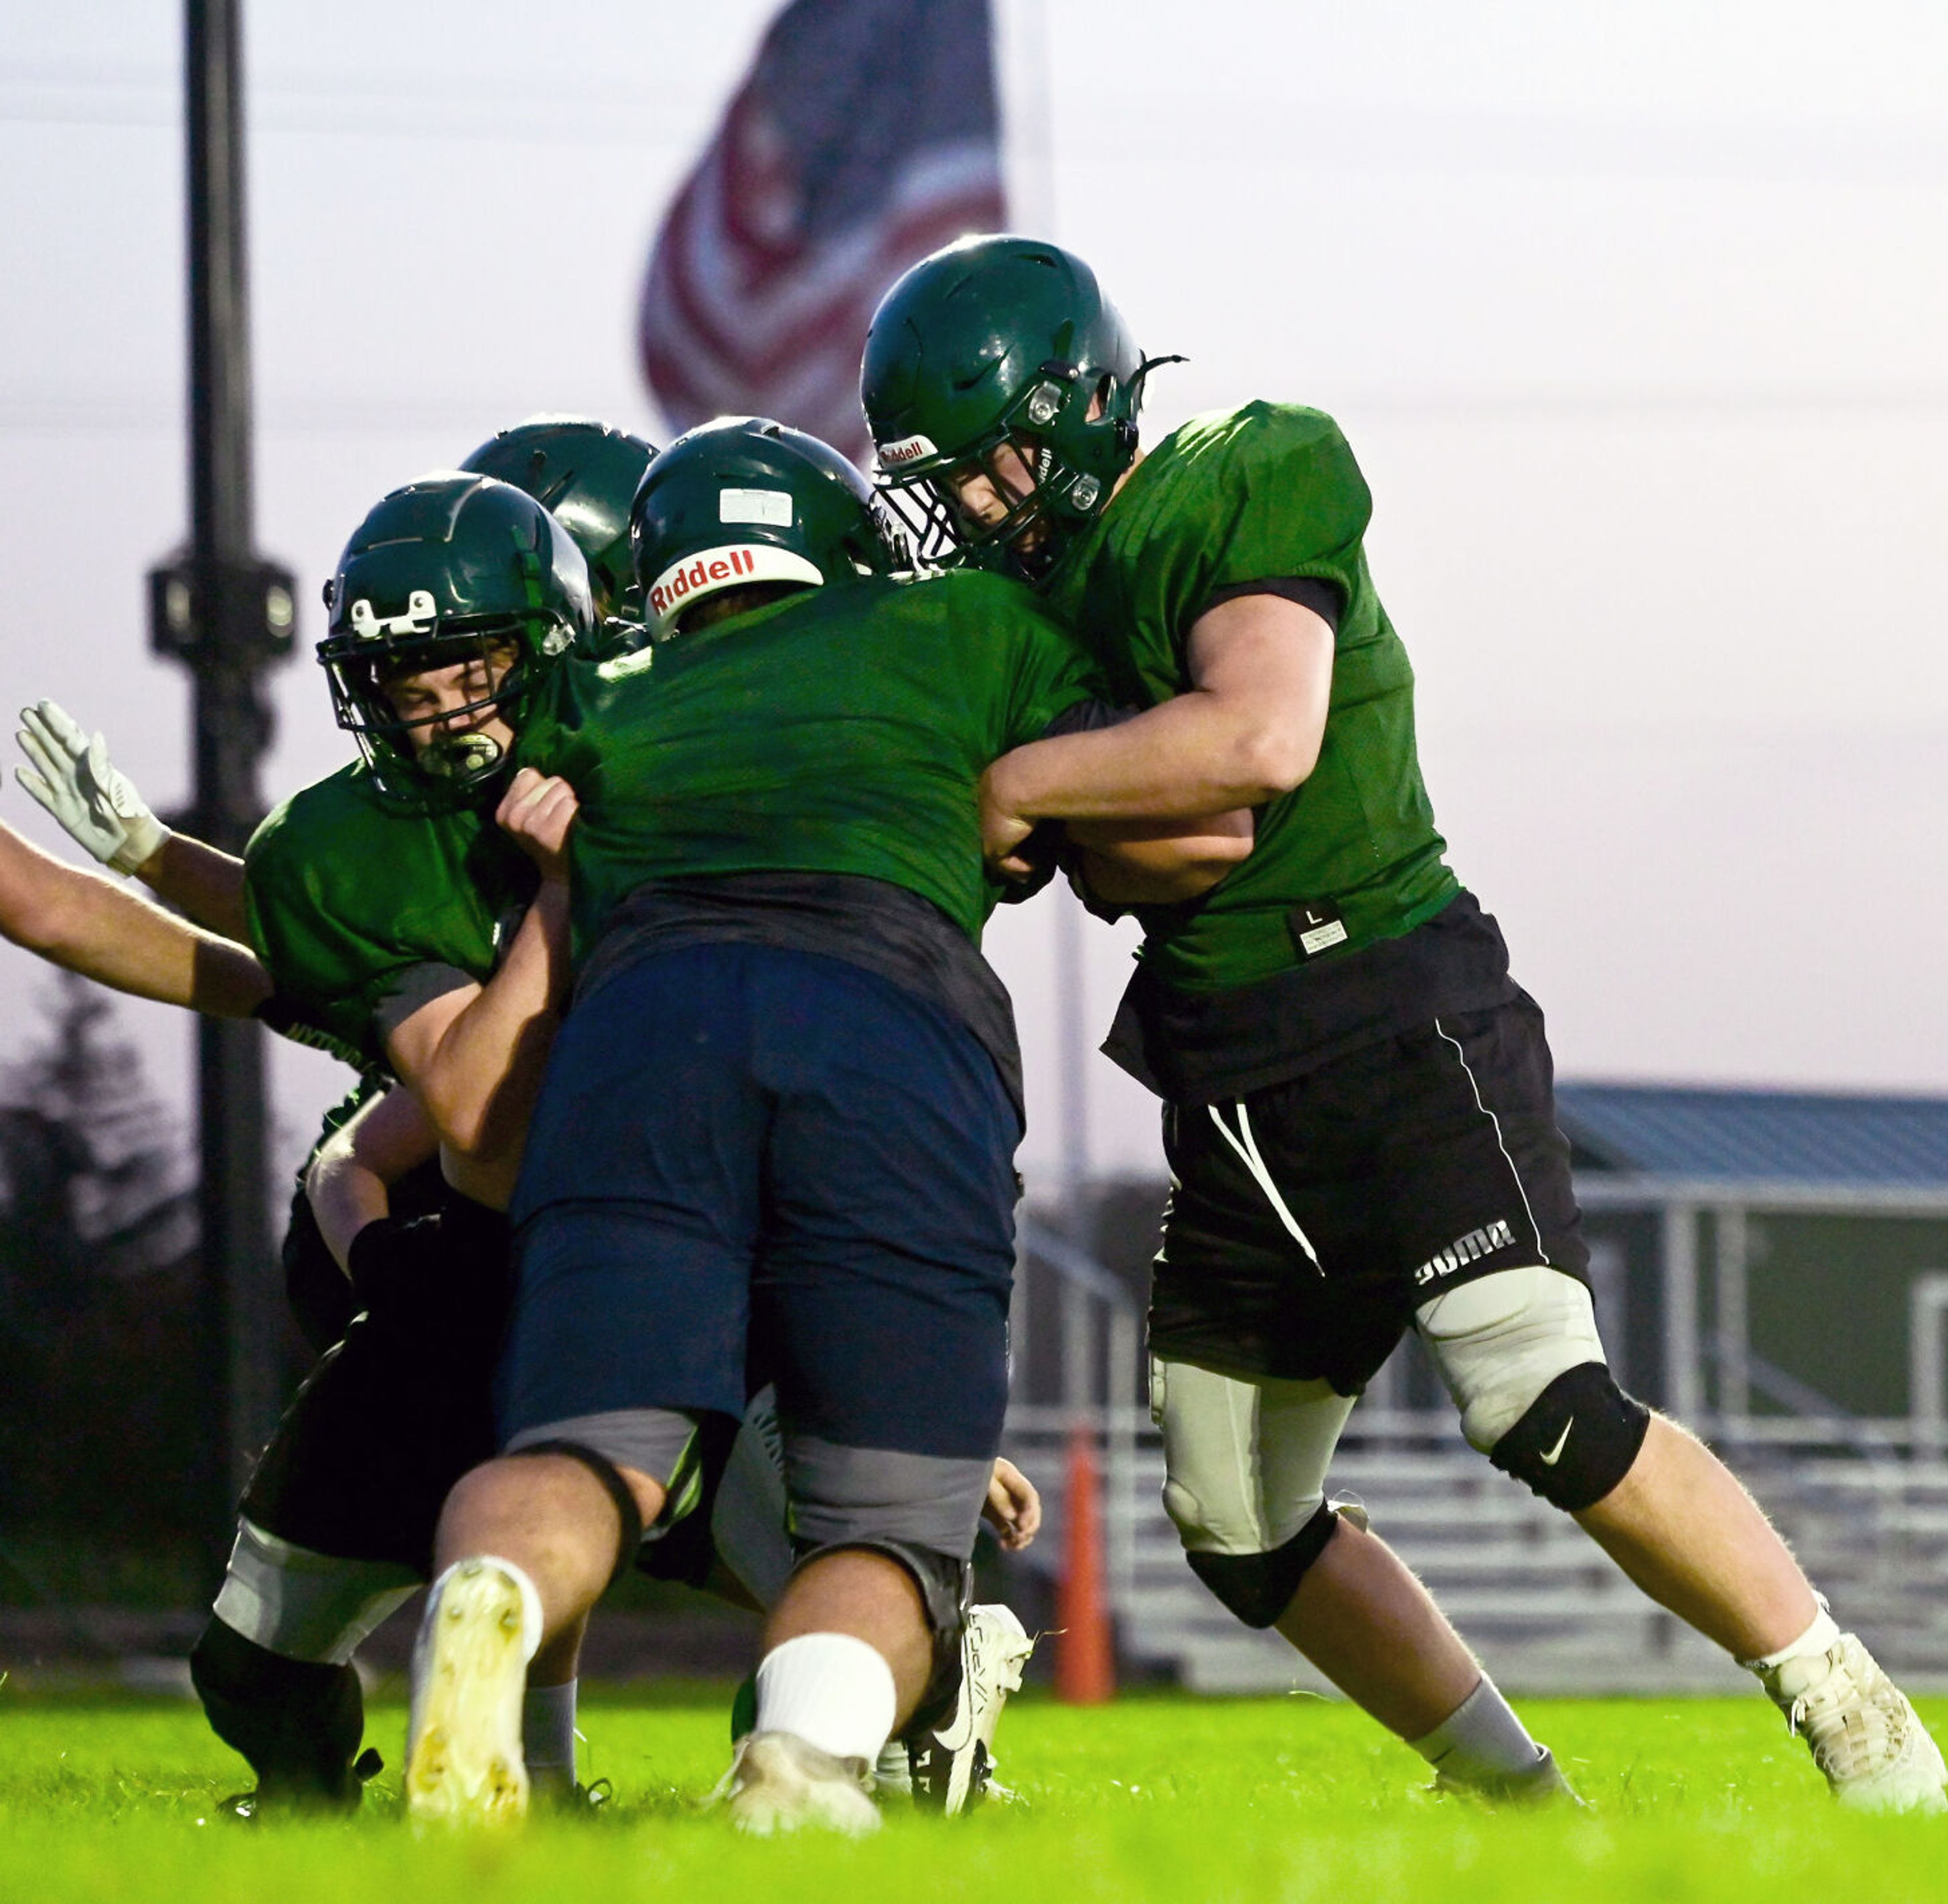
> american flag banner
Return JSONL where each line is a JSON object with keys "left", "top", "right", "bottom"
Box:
{"left": 637, "top": 0, "right": 1007, "bottom": 465}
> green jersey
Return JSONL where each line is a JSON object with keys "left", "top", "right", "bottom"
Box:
{"left": 521, "top": 566, "right": 1099, "bottom": 958}
{"left": 1047, "top": 401, "right": 1460, "bottom": 994}
{"left": 245, "top": 761, "right": 536, "bottom": 1073}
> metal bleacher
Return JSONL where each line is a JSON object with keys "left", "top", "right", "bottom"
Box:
{"left": 1002, "top": 1410, "right": 1948, "bottom": 1695}
{"left": 1006, "top": 1171, "right": 1948, "bottom": 1695}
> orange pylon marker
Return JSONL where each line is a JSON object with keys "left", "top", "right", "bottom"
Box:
{"left": 1056, "top": 1423, "right": 1116, "bottom": 1704}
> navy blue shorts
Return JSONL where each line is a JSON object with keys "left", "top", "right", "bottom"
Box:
{"left": 499, "top": 943, "right": 1020, "bottom": 1468}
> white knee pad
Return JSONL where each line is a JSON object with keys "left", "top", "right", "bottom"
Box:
{"left": 1149, "top": 1356, "right": 1355, "bottom": 1556}
{"left": 1414, "top": 1264, "right": 1608, "bottom": 1453}
{"left": 211, "top": 1518, "right": 421, "bottom": 1666}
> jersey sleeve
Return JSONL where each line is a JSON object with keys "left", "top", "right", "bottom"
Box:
{"left": 243, "top": 791, "right": 477, "bottom": 1071}
{"left": 1184, "top": 407, "right": 1371, "bottom": 615}
{"left": 1114, "top": 405, "right": 1371, "bottom": 694}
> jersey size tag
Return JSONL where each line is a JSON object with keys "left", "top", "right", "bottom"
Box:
{"left": 1288, "top": 900, "right": 1349, "bottom": 959}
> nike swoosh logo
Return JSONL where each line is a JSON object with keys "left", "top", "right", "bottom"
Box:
{"left": 1539, "top": 1420, "right": 1574, "bottom": 1466}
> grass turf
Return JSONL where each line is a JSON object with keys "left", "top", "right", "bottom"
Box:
{"left": 0, "top": 1687, "right": 1942, "bottom": 1901}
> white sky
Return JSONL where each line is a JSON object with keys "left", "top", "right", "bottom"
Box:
{"left": 3, "top": 0, "right": 1948, "bottom": 1188}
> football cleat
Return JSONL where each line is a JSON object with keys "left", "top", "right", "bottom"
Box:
{"left": 1761, "top": 1633, "right": 1948, "bottom": 1815}
{"left": 404, "top": 1560, "right": 534, "bottom": 1826}
{"left": 1430, "top": 1747, "right": 1586, "bottom": 1808}
{"left": 907, "top": 1603, "right": 1035, "bottom": 1814}
{"left": 872, "top": 1738, "right": 914, "bottom": 1799}
{"left": 530, "top": 1770, "right": 614, "bottom": 1815}
{"left": 214, "top": 1747, "right": 385, "bottom": 1823}
{"left": 714, "top": 1731, "right": 880, "bottom": 1837}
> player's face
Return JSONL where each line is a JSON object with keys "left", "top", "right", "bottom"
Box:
{"left": 939, "top": 438, "right": 1056, "bottom": 564}
{"left": 379, "top": 642, "right": 519, "bottom": 759}
{"left": 943, "top": 439, "right": 1039, "bottom": 533}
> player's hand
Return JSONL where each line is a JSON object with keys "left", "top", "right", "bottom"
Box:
{"left": 983, "top": 1456, "right": 1041, "bottom": 1551}
{"left": 496, "top": 767, "right": 578, "bottom": 882}
{"left": 14, "top": 700, "right": 168, "bottom": 875}
{"left": 978, "top": 765, "right": 1038, "bottom": 881}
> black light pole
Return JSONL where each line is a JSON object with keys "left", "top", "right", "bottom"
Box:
{"left": 149, "top": 0, "right": 295, "bottom": 1561}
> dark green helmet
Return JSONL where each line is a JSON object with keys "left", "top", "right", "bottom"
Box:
{"left": 459, "top": 416, "right": 657, "bottom": 637}
{"left": 629, "top": 416, "right": 903, "bottom": 639}
{"left": 860, "top": 234, "right": 1176, "bottom": 583}
{"left": 318, "top": 471, "right": 595, "bottom": 807}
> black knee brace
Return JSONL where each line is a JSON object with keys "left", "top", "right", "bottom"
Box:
{"left": 507, "top": 1439, "right": 648, "bottom": 1584}
{"left": 1489, "top": 1361, "right": 1651, "bottom": 1511}
{"left": 792, "top": 1537, "right": 971, "bottom": 1735}
{"left": 189, "top": 1616, "right": 367, "bottom": 1812}
{"left": 1186, "top": 1500, "right": 1342, "bottom": 1630}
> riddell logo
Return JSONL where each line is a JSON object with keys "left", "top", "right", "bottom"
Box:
{"left": 876, "top": 433, "right": 936, "bottom": 469}
{"left": 649, "top": 546, "right": 759, "bottom": 618}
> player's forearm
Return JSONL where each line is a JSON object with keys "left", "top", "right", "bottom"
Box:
{"left": 403, "top": 881, "right": 570, "bottom": 1159}
{"left": 438, "top": 1144, "right": 520, "bottom": 1214}
{"left": 1073, "top": 810, "right": 1256, "bottom": 905}
{"left": 986, "top": 690, "right": 1314, "bottom": 826}
{"left": 0, "top": 820, "right": 269, "bottom": 1015}
{"left": 133, "top": 830, "right": 250, "bottom": 942}
{"left": 306, "top": 1150, "right": 394, "bottom": 1275}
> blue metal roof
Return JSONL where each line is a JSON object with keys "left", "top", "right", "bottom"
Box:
{"left": 1555, "top": 1084, "right": 1948, "bottom": 1186}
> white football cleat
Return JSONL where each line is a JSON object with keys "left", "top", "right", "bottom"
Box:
{"left": 872, "top": 1738, "right": 914, "bottom": 1798}
{"left": 907, "top": 1603, "right": 1034, "bottom": 1814}
{"left": 1431, "top": 1747, "right": 1586, "bottom": 1808}
{"left": 1761, "top": 1633, "right": 1948, "bottom": 1815}
{"left": 717, "top": 1730, "right": 880, "bottom": 1837}
{"left": 404, "top": 1560, "right": 534, "bottom": 1826}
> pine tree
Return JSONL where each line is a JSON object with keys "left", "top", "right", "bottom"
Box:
{"left": 0, "top": 974, "right": 201, "bottom": 1600}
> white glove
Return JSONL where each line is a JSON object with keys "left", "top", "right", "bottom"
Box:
{"left": 14, "top": 699, "right": 168, "bottom": 876}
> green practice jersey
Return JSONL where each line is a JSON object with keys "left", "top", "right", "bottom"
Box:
{"left": 520, "top": 567, "right": 1099, "bottom": 956}
{"left": 1047, "top": 401, "right": 1460, "bottom": 993}
{"left": 245, "top": 761, "right": 536, "bottom": 1072}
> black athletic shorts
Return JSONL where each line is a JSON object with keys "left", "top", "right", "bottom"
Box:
{"left": 1150, "top": 993, "right": 1589, "bottom": 1394}
{"left": 240, "top": 1194, "right": 513, "bottom": 1573}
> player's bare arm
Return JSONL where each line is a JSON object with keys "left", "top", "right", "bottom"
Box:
{"left": 128, "top": 830, "right": 251, "bottom": 942}
{"left": 15, "top": 699, "right": 250, "bottom": 939}
{"left": 1066, "top": 808, "right": 1257, "bottom": 906}
{"left": 978, "top": 594, "right": 1333, "bottom": 871}
{"left": 0, "top": 814, "right": 269, "bottom": 1018}
{"left": 382, "top": 768, "right": 576, "bottom": 1164}
{"left": 306, "top": 1087, "right": 442, "bottom": 1273}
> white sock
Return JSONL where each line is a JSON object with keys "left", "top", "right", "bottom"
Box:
{"left": 1744, "top": 1603, "right": 1842, "bottom": 1675}
{"left": 1410, "top": 1676, "right": 1549, "bottom": 1785}
{"left": 752, "top": 1633, "right": 897, "bottom": 1765}
{"left": 524, "top": 1679, "right": 579, "bottom": 1783}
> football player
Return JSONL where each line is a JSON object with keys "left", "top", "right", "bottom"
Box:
{"left": 404, "top": 417, "right": 1250, "bottom": 1831}
{"left": 9, "top": 423, "right": 1039, "bottom": 1815}
{"left": 18, "top": 466, "right": 602, "bottom": 1810}
{"left": 860, "top": 235, "right": 1948, "bottom": 1815}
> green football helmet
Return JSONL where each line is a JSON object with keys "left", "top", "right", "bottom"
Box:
{"left": 459, "top": 416, "right": 657, "bottom": 642}
{"left": 860, "top": 234, "right": 1177, "bottom": 583}
{"left": 629, "top": 416, "right": 903, "bottom": 639}
{"left": 318, "top": 471, "right": 595, "bottom": 806}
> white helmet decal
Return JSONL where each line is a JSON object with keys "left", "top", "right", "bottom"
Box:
{"left": 875, "top": 433, "right": 938, "bottom": 470}
{"left": 719, "top": 488, "right": 794, "bottom": 527}
{"left": 645, "top": 543, "right": 823, "bottom": 639}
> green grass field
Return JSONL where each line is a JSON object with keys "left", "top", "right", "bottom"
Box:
{"left": 0, "top": 1686, "right": 1942, "bottom": 1901}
